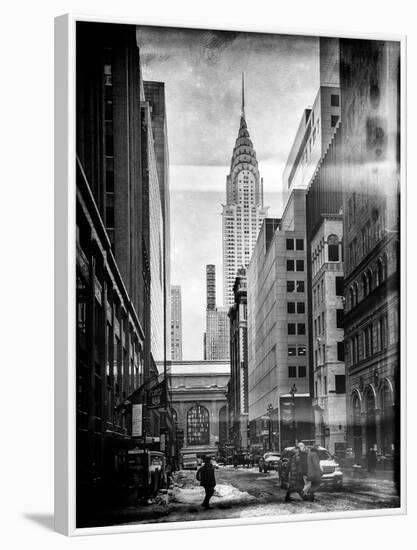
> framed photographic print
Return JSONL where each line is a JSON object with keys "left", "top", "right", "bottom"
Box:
{"left": 54, "top": 13, "right": 406, "bottom": 536}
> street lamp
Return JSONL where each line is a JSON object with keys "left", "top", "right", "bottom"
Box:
{"left": 289, "top": 384, "right": 298, "bottom": 446}
{"left": 267, "top": 403, "right": 273, "bottom": 451}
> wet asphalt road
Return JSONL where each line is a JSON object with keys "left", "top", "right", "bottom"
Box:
{"left": 122, "top": 466, "right": 401, "bottom": 525}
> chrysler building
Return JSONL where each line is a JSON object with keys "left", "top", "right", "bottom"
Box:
{"left": 222, "top": 75, "right": 269, "bottom": 305}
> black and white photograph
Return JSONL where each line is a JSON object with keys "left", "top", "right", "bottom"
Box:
{"left": 73, "top": 19, "right": 402, "bottom": 531}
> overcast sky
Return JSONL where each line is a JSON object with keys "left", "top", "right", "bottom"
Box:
{"left": 137, "top": 26, "right": 319, "bottom": 360}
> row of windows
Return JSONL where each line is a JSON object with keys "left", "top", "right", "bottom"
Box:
{"left": 288, "top": 345, "right": 306, "bottom": 356}
{"left": 287, "top": 259, "right": 304, "bottom": 272}
{"left": 287, "top": 280, "right": 305, "bottom": 293}
{"left": 286, "top": 238, "right": 304, "bottom": 251}
{"left": 287, "top": 301, "right": 305, "bottom": 314}
{"left": 346, "top": 315, "right": 389, "bottom": 367}
{"left": 288, "top": 323, "right": 306, "bottom": 335}
{"left": 288, "top": 365, "right": 306, "bottom": 378}
{"left": 347, "top": 254, "right": 388, "bottom": 310}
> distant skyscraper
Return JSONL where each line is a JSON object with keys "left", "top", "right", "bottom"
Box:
{"left": 170, "top": 286, "right": 183, "bottom": 361}
{"left": 222, "top": 74, "right": 269, "bottom": 306}
{"left": 204, "top": 265, "right": 230, "bottom": 360}
{"left": 206, "top": 264, "right": 216, "bottom": 310}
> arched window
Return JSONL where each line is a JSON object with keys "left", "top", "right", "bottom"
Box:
{"left": 187, "top": 404, "right": 210, "bottom": 446}
{"left": 349, "top": 286, "right": 354, "bottom": 310}
{"left": 328, "top": 234, "right": 339, "bottom": 261}
{"left": 353, "top": 282, "right": 358, "bottom": 307}
{"left": 367, "top": 268, "right": 373, "bottom": 293}
{"left": 362, "top": 273, "right": 369, "bottom": 298}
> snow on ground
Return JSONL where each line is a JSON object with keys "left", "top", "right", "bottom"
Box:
{"left": 171, "top": 483, "right": 255, "bottom": 505}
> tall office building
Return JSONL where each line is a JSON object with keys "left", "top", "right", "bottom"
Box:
{"left": 204, "top": 265, "right": 230, "bottom": 361}
{"left": 247, "top": 193, "right": 313, "bottom": 452}
{"left": 143, "top": 80, "right": 171, "bottom": 364}
{"left": 171, "top": 286, "right": 183, "bottom": 361}
{"left": 222, "top": 75, "right": 268, "bottom": 306}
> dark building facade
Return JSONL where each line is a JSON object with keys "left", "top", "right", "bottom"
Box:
{"left": 75, "top": 22, "right": 172, "bottom": 525}
{"left": 143, "top": 80, "right": 171, "bottom": 364}
{"left": 228, "top": 268, "right": 249, "bottom": 452}
{"left": 340, "top": 40, "right": 400, "bottom": 473}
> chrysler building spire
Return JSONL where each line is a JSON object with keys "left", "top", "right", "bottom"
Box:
{"left": 241, "top": 72, "right": 245, "bottom": 119}
{"left": 221, "top": 77, "right": 269, "bottom": 306}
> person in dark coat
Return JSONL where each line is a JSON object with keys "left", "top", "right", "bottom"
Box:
{"left": 196, "top": 456, "right": 216, "bottom": 509}
{"left": 304, "top": 446, "right": 322, "bottom": 501}
{"left": 280, "top": 448, "right": 304, "bottom": 502}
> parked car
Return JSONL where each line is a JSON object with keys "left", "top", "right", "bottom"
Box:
{"left": 280, "top": 446, "right": 343, "bottom": 489}
{"left": 263, "top": 452, "right": 281, "bottom": 472}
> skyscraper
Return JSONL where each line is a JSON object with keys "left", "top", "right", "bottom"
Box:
{"left": 204, "top": 265, "right": 230, "bottom": 361}
{"left": 171, "top": 285, "right": 183, "bottom": 361}
{"left": 222, "top": 75, "right": 269, "bottom": 306}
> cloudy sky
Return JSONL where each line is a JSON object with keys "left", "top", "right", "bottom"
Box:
{"left": 137, "top": 26, "right": 320, "bottom": 360}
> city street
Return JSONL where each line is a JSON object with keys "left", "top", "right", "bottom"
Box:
{"left": 111, "top": 467, "right": 400, "bottom": 526}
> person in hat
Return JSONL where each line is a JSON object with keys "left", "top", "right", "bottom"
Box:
{"left": 196, "top": 456, "right": 216, "bottom": 509}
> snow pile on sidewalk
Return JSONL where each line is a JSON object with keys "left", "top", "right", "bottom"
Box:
{"left": 171, "top": 484, "right": 255, "bottom": 505}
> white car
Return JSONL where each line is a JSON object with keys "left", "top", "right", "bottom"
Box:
{"left": 280, "top": 446, "right": 343, "bottom": 489}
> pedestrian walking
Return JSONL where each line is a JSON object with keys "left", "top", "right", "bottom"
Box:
{"left": 297, "top": 441, "right": 309, "bottom": 496}
{"left": 304, "top": 445, "right": 322, "bottom": 501}
{"left": 279, "top": 448, "right": 304, "bottom": 502}
{"left": 196, "top": 456, "right": 216, "bottom": 509}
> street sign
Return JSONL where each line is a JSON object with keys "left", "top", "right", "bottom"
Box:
{"left": 132, "top": 404, "right": 143, "bottom": 437}
{"left": 147, "top": 379, "right": 166, "bottom": 409}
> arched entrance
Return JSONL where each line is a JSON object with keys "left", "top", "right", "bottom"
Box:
{"left": 352, "top": 393, "right": 362, "bottom": 462}
{"left": 364, "top": 387, "right": 377, "bottom": 451}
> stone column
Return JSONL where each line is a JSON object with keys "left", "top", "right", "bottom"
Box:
{"left": 375, "top": 408, "right": 382, "bottom": 454}
{"left": 360, "top": 412, "right": 367, "bottom": 459}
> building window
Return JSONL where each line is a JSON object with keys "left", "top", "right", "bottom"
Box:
{"left": 288, "top": 346, "right": 296, "bottom": 356}
{"left": 187, "top": 404, "right": 210, "bottom": 446}
{"left": 335, "top": 375, "right": 346, "bottom": 394}
{"left": 337, "top": 342, "right": 345, "bottom": 361}
{"left": 288, "top": 366, "right": 297, "bottom": 378}
{"left": 287, "top": 260, "right": 295, "bottom": 271}
{"left": 331, "top": 115, "right": 339, "bottom": 127}
{"left": 328, "top": 234, "right": 339, "bottom": 261}
{"left": 296, "top": 239, "right": 304, "bottom": 250}
{"left": 296, "top": 260, "right": 304, "bottom": 271}
{"left": 336, "top": 277, "right": 344, "bottom": 296}
{"left": 297, "top": 323, "right": 306, "bottom": 335}
{"left": 336, "top": 309, "right": 344, "bottom": 329}
{"left": 287, "top": 302, "right": 295, "bottom": 314}
{"left": 331, "top": 94, "right": 340, "bottom": 107}
{"left": 286, "top": 239, "right": 294, "bottom": 250}
{"left": 298, "top": 366, "right": 307, "bottom": 378}
{"left": 288, "top": 323, "right": 296, "bottom": 335}
{"left": 106, "top": 206, "right": 115, "bottom": 229}
{"left": 297, "top": 302, "right": 305, "bottom": 314}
